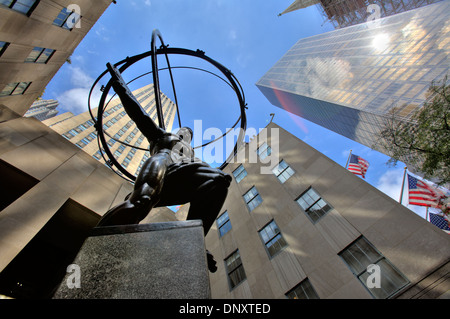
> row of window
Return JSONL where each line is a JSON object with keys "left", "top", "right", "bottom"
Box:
{"left": 0, "top": 1, "right": 82, "bottom": 97}
{"left": 1, "top": 1, "right": 81, "bottom": 29}
{"left": 0, "top": 81, "right": 31, "bottom": 97}
{"left": 75, "top": 132, "right": 96, "bottom": 149}
{"left": 222, "top": 226, "right": 409, "bottom": 298}
{"left": 219, "top": 142, "right": 409, "bottom": 298}
{"left": 62, "top": 119, "right": 95, "bottom": 140}
{"left": 232, "top": 147, "right": 331, "bottom": 223}
{"left": 0, "top": 0, "right": 39, "bottom": 17}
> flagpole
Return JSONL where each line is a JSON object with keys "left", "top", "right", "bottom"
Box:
{"left": 426, "top": 206, "right": 429, "bottom": 221}
{"left": 345, "top": 150, "right": 352, "bottom": 169}
{"left": 399, "top": 167, "right": 407, "bottom": 204}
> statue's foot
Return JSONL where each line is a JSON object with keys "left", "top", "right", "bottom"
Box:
{"left": 206, "top": 250, "right": 217, "bottom": 273}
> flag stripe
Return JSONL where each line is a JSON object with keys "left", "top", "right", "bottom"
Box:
{"left": 407, "top": 174, "right": 446, "bottom": 208}
{"left": 347, "top": 154, "right": 369, "bottom": 178}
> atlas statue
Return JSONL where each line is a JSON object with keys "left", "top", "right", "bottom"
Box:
{"left": 96, "top": 63, "right": 232, "bottom": 271}
{"left": 90, "top": 30, "right": 247, "bottom": 273}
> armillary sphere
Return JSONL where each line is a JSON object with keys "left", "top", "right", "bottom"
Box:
{"left": 88, "top": 29, "right": 247, "bottom": 183}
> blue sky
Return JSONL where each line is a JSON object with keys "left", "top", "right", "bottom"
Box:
{"left": 42, "top": 0, "right": 429, "bottom": 219}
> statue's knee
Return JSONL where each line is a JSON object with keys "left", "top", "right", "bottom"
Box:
{"left": 129, "top": 183, "right": 157, "bottom": 207}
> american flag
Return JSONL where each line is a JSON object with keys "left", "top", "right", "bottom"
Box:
{"left": 347, "top": 154, "right": 369, "bottom": 178}
{"left": 407, "top": 174, "right": 446, "bottom": 208}
{"left": 429, "top": 213, "right": 450, "bottom": 231}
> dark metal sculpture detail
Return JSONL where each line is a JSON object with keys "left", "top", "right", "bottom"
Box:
{"left": 97, "top": 61, "right": 232, "bottom": 234}
{"left": 88, "top": 30, "right": 247, "bottom": 272}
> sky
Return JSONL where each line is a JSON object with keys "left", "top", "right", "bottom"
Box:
{"left": 42, "top": 0, "right": 431, "bottom": 220}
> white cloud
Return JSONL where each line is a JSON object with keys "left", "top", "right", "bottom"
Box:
{"left": 376, "top": 169, "right": 427, "bottom": 219}
{"left": 144, "top": 0, "right": 151, "bottom": 6}
{"left": 70, "top": 66, "right": 94, "bottom": 88}
{"left": 376, "top": 169, "right": 403, "bottom": 202}
{"left": 57, "top": 66, "right": 110, "bottom": 115}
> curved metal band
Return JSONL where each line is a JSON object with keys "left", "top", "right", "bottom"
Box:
{"left": 89, "top": 44, "right": 247, "bottom": 182}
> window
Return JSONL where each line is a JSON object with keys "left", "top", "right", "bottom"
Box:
{"left": 93, "top": 151, "right": 102, "bottom": 160}
{"left": 25, "top": 47, "right": 55, "bottom": 63}
{"left": 107, "top": 139, "right": 116, "bottom": 147}
{"left": 122, "top": 157, "right": 130, "bottom": 168}
{"left": 257, "top": 142, "right": 271, "bottom": 160}
{"left": 75, "top": 141, "right": 85, "bottom": 149}
{"left": 296, "top": 188, "right": 332, "bottom": 223}
{"left": 259, "top": 220, "right": 287, "bottom": 258}
{"left": 217, "top": 211, "right": 231, "bottom": 237}
{"left": 232, "top": 164, "right": 247, "bottom": 183}
{"left": 243, "top": 186, "right": 262, "bottom": 211}
{"left": 339, "top": 237, "right": 409, "bottom": 299}
{"left": 52, "top": 7, "right": 81, "bottom": 30}
{"left": 286, "top": 279, "right": 319, "bottom": 299}
{"left": 0, "top": 41, "right": 10, "bottom": 57}
{"left": 86, "top": 132, "right": 96, "bottom": 141}
{"left": 0, "top": 0, "right": 39, "bottom": 16}
{"left": 225, "top": 250, "right": 246, "bottom": 289}
{"left": 0, "top": 82, "right": 31, "bottom": 96}
{"left": 272, "top": 160, "right": 295, "bottom": 183}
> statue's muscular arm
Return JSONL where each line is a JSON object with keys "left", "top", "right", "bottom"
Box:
{"left": 106, "top": 63, "right": 164, "bottom": 142}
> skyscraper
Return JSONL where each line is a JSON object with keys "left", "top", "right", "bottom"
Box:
{"left": 279, "top": 0, "right": 442, "bottom": 29}
{"left": 43, "top": 84, "right": 177, "bottom": 179}
{"left": 202, "top": 122, "right": 450, "bottom": 299}
{"left": 24, "top": 99, "right": 59, "bottom": 121}
{"left": 257, "top": 1, "right": 449, "bottom": 168}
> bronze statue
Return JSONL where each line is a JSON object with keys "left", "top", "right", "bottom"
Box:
{"left": 97, "top": 63, "right": 231, "bottom": 271}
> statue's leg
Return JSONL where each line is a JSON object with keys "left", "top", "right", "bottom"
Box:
{"left": 186, "top": 173, "right": 231, "bottom": 235}
{"left": 96, "top": 183, "right": 154, "bottom": 226}
{"left": 96, "top": 152, "right": 171, "bottom": 226}
{"left": 157, "top": 164, "right": 232, "bottom": 235}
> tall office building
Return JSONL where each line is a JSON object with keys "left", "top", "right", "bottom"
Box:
{"left": 202, "top": 122, "right": 450, "bottom": 299}
{"left": 0, "top": 0, "right": 113, "bottom": 116}
{"left": 257, "top": 1, "right": 449, "bottom": 169}
{"left": 279, "top": 0, "right": 442, "bottom": 29}
{"left": 24, "top": 98, "right": 59, "bottom": 121}
{"left": 43, "top": 84, "right": 177, "bottom": 179}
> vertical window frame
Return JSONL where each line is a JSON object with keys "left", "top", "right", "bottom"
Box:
{"left": 296, "top": 187, "right": 333, "bottom": 223}
{"left": 224, "top": 250, "right": 246, "bottom": 290}
{"left": 243, "top": 186, "right": 263, "bottom": 212}
{"left": 339, "top": 236, "right": 410, "bottom": 299}
{"left": 25, "top": 47, "right": 55, "bottom": 64}
{"left": 52, "top": 7, "right": 81, "bottom": 31}
{"left": 0, "top": 81, "right": 31, "bottom": 97}
{"left": 216, "top": 211, "right": 232, "bottom": 237}
{"left": 257, "top": 142, "right": 272, "bottom": 160}
{"left": 232, "top": 164, "right": 247, "bottom": 183}
{"left": 285, "top": 278, "right": 320, "bottom": 299}
{"left": 0, "top": 41, "right": 10, "bottom": 57}
{"left": 0, "top": 0, "right": 39, "bottom": 17}
{"left": 272, "top": 159, "right": 295, "bottom": 183}
{"left": 258, "top": 219, "right": 288, "bottom": 258}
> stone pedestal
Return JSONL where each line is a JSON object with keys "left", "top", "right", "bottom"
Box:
{"left": 53, "top": 220, "right": 210, "bottom": 299}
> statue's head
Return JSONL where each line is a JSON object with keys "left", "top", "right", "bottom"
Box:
{"left": 175, "top": 127, "right": 193, "bottom": 142}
